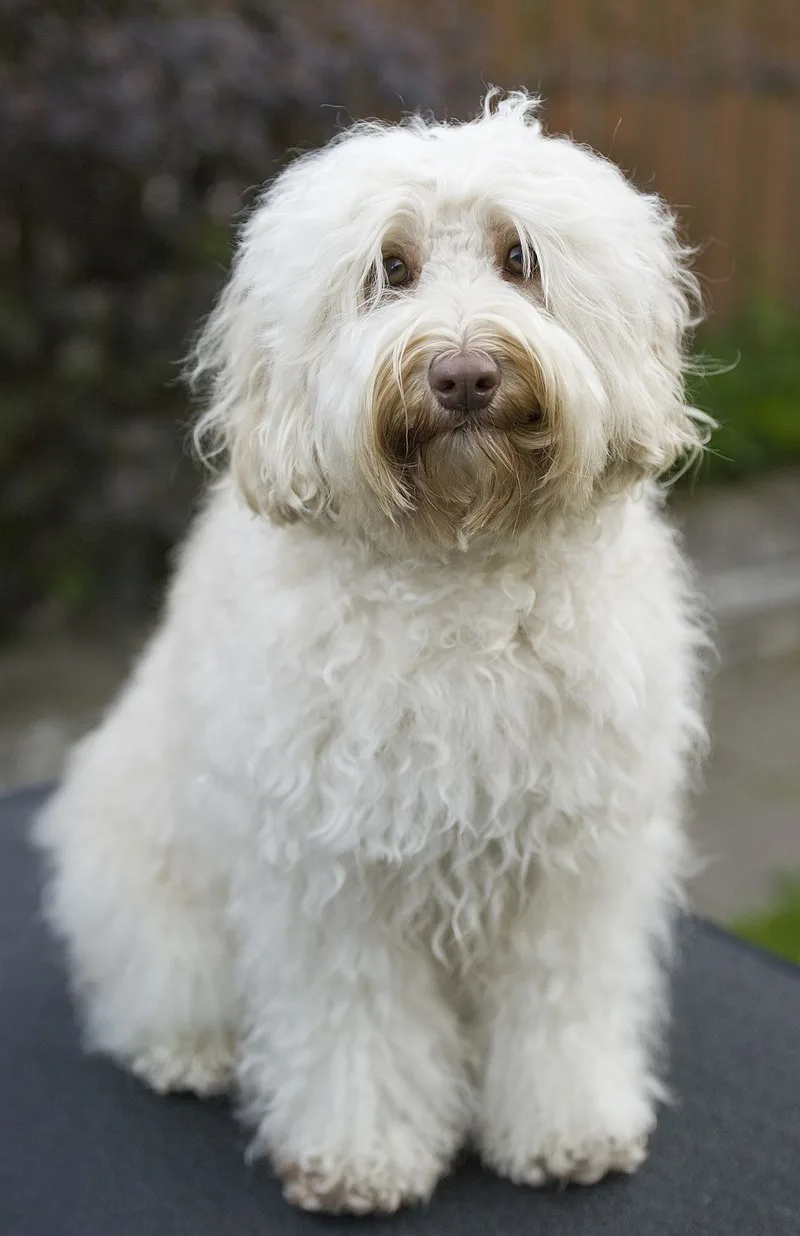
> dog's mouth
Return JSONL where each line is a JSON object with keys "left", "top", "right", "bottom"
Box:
{"left": 442, "top": 401, "right": 545, "bottom": 436}
{"left": 378, "top": 391, "right": 549, "bottom": 461}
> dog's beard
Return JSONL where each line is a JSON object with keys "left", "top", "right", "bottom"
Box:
{"left": 361, "top": 331, "right": 579, "bottom": 545}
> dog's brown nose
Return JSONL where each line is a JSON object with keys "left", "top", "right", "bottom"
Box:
{"left": 428, "top": 351, "right": 501, "bottom": 413}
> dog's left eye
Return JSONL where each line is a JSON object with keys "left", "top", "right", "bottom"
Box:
{"left": 383, "top": 256, "right": 412, "bottom": 288}
{"left": 505, "top": 244, "right": 527, "bottom": 276}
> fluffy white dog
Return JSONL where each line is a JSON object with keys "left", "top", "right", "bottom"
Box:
{"left": 35, "top": 92, "right": 710, "bottom": 1215}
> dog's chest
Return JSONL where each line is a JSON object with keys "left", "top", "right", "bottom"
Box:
{"left": 242, "top": 537, "right": 643, "bottom": 882}
{"left": 286, "top": 578, "right": 604, "bottom": 861}
{"left": 301, "top": 601, "right": 560, "bottom": 958}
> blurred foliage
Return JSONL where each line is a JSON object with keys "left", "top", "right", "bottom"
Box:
{"left": 1, "top": 2, "right": 798, "bottom": 636}
{"left": 734, "top": 878, "right": 800, "bottom": 967}
{"left": 689, "top": 307, "right": 800, "bottom": 485}
{"left": 0, "top": 0, "right": 473, "bottom": 636}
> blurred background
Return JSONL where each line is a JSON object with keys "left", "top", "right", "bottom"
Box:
{"left": 1, "top": 0, "right": 798, "bottom": 956}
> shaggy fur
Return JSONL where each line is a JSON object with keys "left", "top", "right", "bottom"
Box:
{"left": 35, "top": 93, "right": 710, "bottom": 1215}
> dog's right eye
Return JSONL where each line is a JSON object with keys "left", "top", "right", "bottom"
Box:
{"left": 383, "top": 256, "right": 412, "bottom": 288}
{"left": 505, "top": 244, "right": 527, "bottom": 276}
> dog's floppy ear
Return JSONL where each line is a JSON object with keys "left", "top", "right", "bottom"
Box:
{"left": 191, "top": 212, "right": 329, "bottom": 524}
{"left": 602, "top": 219, "right": 713, "bottom": 493}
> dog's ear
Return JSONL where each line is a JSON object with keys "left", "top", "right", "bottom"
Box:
{"left": 190, "top": 220, "right": 329, "bottom": 524}
{"left": 601, "top": 221, "right": 713, "bottom": 494}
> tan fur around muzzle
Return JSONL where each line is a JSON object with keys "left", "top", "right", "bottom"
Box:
{"left": 359, "top": 329, "right": 592, "bottom": 545}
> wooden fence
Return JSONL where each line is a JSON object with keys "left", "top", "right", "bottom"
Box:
{"left": 423, "top": 0, "right": 800, "bottom": 320}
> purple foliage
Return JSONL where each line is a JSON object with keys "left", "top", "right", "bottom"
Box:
{"left": 0, "top": 0, "right": 475, "bottom": 633}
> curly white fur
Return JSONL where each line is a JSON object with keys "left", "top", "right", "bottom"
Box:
{"left": 35, "top": 93, "right": 709, "bottom": 1215}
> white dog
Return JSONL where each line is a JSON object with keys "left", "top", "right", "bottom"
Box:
{"left": 35, "top": 92, "right": 710, "bottom": 1215}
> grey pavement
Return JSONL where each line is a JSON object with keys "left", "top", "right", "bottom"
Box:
{"left": 676, "top": 470, "right": 800, "bottom": 919}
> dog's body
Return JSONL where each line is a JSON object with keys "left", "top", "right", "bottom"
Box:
{"left": 36, "top": 94, "right": 709, "bottom": 1214}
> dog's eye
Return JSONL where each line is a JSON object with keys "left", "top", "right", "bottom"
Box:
{"left": 383, "top": 256, "right": 412, "bottom": 288}
{"left": 505, "top": 244, "right": 534, "bottom": 277}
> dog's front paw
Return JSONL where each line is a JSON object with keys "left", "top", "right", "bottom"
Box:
{"left": 484, "top": 1125, "right": 652, "bottom": 1187}
{"left": 270, "top": 1148, "right": 447, "bottom": 1214}
{"left": 479, "top": 1080, "right": 656, "bottom": 1189}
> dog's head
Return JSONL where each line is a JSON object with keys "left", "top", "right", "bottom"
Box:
{"left": 193, "top": 92, "right": 709, "bottom": 547}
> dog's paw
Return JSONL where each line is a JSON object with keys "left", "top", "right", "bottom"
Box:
{"left": 271, "top": 1151, "right": 445, "bottom": 1215}
{"left": 128, "top": 1036, "right": 235, "bottom": 1097}
{"left": 487, "top": 1126, "right": 651, "bottom": 1188}
{"left": 478, "top": 1049, "right": 658, "bottom": 1190}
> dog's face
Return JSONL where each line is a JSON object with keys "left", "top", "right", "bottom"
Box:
{"left": 194, "top": 93, "right": 707, "bottom": 546}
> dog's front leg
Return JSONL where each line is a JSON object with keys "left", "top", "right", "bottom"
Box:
{"left": 476, "top": 818, "right": 682, "bottom": 1188}
{"left": 235, "top": 868, "right": 470, "bottom": 1214}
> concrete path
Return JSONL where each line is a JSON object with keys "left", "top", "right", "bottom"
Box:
{"left": 676, "top": 470, "right": 800, "bottom": 919}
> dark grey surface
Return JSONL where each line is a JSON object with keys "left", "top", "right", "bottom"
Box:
{"left": 1, "top": 786, "right": 798, "bottom": 1236}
